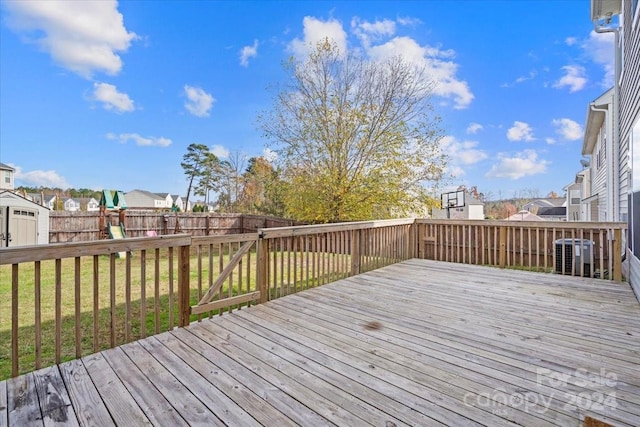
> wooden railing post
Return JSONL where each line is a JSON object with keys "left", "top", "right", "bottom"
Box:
{"left": 351, "top": 229, "right": 361, "bottom": 275}
{"left": 257, "top": 234, "right": 269, "bottom": 303}
{"left": 408, "top": 221, "right": 416, "bottom": 259}
{"left": 499, "top": 226, "right": 507, "bottom": 268}
{"left": 613, "top": 228, "right": 622, "bottom": 281}
{"left": 178, "top": 243, "right": 191, "bottom": 327}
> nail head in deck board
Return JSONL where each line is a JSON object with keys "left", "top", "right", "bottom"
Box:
{"left": 82, "top": 353, "right": 151, "bottom": 426}
{"left": 7, "top": 373, "right": 41, "bottom": 425}
{"left": 32, "top": 366, "right": 78, "bottom": 426}
{"left": 58, "top": 360, "right": 114, "bottom": 427}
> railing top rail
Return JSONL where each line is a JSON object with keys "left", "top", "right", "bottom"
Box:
{"left": 191, "top": 233, "right": 259, "bottom": 246}
{"left": 258, "top": 218, "right": 415, "bottom": 239}
{"left": 0, "top": 234, "right": 192, "bottom": 265}
{"left": 414, "top": 218, "right": 628, "bottom": 229}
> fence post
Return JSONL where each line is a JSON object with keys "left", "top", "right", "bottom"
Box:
{"left": 177, "top": 243, "right": 191, "bottom": 327}
{"left": 499, "top": 226, "right": 507, "bottom": 268}
{"left": 351, "top": 229, "right": 361, "bottom": 275}
{"left": 257, "top": 234, "right": 269, "bottom": 303}
{"left": 408, "top": 221, "right": 416, "bottom": 259}
{"left": 613, "top": 228, "right": 622, "bottom": 281}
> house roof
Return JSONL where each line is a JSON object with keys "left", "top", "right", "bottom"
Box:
{"left": 582, "top": 87, "right": 613, "bottom": 155}
{"left": 0, "top": 162, "right": 15, "bottom": 171}
{"left": 0, "top": 190, "right": 51, "bottom": 210}
{"left": 524, "top": 198, "right": 566, "bottom": 208}
{"left": 538, "top": 206, "right": 567, "bottom": 217}
{"left": 126, "top": 189, "right": 165, "bottom": 200}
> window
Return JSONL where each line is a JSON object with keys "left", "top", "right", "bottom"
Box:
{"left": 4, "top": 171, "right": 10, "bottom": 184}
{"left": 570, "top": 190, "right": 581, "bottom": 205}
{"left": 632, "top": 119, "right": 640, "bottom": 256}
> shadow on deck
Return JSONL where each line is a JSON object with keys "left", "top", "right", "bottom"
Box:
{"left": 2, "top": 259, "right": 639, "bottom": 426}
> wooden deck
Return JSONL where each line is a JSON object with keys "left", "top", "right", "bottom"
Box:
{"left": 2, "top": 259, "right": 639, "bottom": 426}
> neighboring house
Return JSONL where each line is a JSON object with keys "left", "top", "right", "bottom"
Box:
{"left": 432, "top": 195, "right": 484, "bottom": 220}
{"left": 537, "top": 207, "right": 567, "bottom": 221}
{"left": 171, "top": 195, "right": 184, "bottom": 211}
{"left": 86, "top": 197, "right": 100, "bottom": 212}
{"left": 27, "top": 193, "right": 57, "bottom": 210}
{"left": 0, "top": 163, "right": 15, "bottom": 190}
{"left": 522, "top": 198, "right": 566, "bottom": 214}
{"left": 155, "top": 193, "right": 173, "bottom": 209}
{"left": 590, "top": 0, "right": 640, "bottom": 296}
{"left": 564, "top": 180, "right": 583, "bottom": 221}
{"left": 63, "top": 198, "right": 82, "bottom": 212}
{"left": 581, "top": 87, "right": 628, "bottom": 222}
{"left": 506, "top": 210, "right": 544, "bottom": 221}
{"left": 125, "top": 190, "right": 170, "bottom": 209}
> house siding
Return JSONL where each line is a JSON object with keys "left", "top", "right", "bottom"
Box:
{"left": 620, "top": 0, "right": 640, "bottom": 295}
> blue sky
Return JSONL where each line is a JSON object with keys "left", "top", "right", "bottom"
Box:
{"left": 0, "top": 1, "right": 614, "bottom": 201}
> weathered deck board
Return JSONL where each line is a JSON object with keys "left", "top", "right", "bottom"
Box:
{"left": 3, "top": 259, "right": 640, "bottom": 426}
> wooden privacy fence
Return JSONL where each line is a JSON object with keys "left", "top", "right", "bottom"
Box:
{"left": 0, "top": 218, "right": 415, "bottom": 378}
{"left": 48, "top": 211, "right": 300, "bottom": 243}
{"left": 415, "top": 219, "right": 627, "bottom": 281}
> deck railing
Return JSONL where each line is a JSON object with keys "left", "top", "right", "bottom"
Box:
{"left": 0, "top": 218, "right": 626, "bottom": 378}
{"left": 415, "top": 219, "right": 627, "bottom": 281}
{"left": 0, "top": 219, "right": 415, "bottom": 378}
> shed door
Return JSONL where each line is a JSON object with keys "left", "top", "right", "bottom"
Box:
{"left": 0, "top": 207, "right": 6, "bottom": 248}
{"left": 9, "top": 207, "right": 38, "bottom": 246}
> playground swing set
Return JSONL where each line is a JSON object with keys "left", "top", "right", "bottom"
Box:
{"left": 99, "top": 190, "right": 128, "bottom": 257}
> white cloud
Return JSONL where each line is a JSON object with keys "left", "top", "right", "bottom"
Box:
{"left": 367, "top": 36, "right": 473, "bottom": 109}
{"left": 289, "top": 16, "right": 348, "bottom": 58}
{"left": 263, "top": 148, "right": 278, "bottom": 162}
{"left": 396, "top": 16, "right": 422, "bottom": 27}
{"left": 184, "top": 85, "right": 215, "bottom": 118}
{"left": 545, "top": 137, "right": 556, "bottom": 144}
{"left": 107, "top": 132, "right": 172, "bottom": 147}
{"left": 239, "top": 39, "right": 259, "bottom": 67}
{"left": 502, "top": 70, "right": 538, "bottom": 88}
{"left": 552, "top": 118, "right": 583, "bottom": 141}
{"left": 12, "top": 164, "right": 70, "bottom": 188}
{"left": 581, "top": 30, "right": 615, "bottom": 88}
{"left": 565, "top": 37, "right": 578, "bottom": 46}
{"left": 440, "top": 136, "right": 488, "bottom": 168}
{"left": 507, "top": 121, "right": 535, "bottom": 142}
{"left": 92, "top": 82, "right": 134, "bottom": 112}
{"left": 466, "top": 122, "right": 483, "bottom": 134}
{"left": 351, "top": 17, "right": 396, "bottom": 48}
{"left": 486, "top": 150, "right": 549, "bottom": 179}
{"left": 3, "top": 0, "right": 137, "bottom": 78}
{"left": 448, "top": 165, "right": 466, "bottom": 178}
{"left": 553, "top": 65, "right": 587, "bottom": 93}
{"left": 211, "top": 144, "right": 230, "bottom": 158}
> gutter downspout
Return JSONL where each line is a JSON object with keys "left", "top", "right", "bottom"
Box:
{"left": 593, "top": 18, "right": 621, "bottom": 222}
